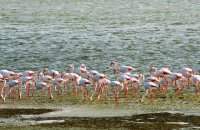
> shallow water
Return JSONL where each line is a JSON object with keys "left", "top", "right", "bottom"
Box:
{"left": 0, "top": 0, "right": 200, "bottom": 74}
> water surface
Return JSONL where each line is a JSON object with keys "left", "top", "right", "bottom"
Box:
{"left": 0, "top": 0, "right": 200, "bottom": 74}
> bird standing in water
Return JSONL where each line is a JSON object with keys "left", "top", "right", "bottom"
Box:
{"left": 140, "top": 82, "right": 158, "bottom": 104}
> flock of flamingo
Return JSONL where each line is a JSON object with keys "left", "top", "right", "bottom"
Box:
{"left": 0, "top": 61, "right": 200, "bottom": 104}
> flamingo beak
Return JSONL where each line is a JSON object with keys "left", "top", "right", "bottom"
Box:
{"left": 86, "top": 81, "right": 91, "bottom": 84}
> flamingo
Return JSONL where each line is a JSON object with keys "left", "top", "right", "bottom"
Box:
{"left": 4, "top": 80, "right": 21, "bottom": 102}
{"left": 140, "top": 82, "right": 158, "bottom": 104}
{"left": 89, "top": 73, "right": 107, "bottom": 100}
{"left": 0, "top": 75, "right": 7, "bottom": 100}
{"left": 127, "top": 77, "right": 140, "bottom": 94}
{"left": 20, "top": 76, "right": 35, "bottom": 96}
{"left": 127, "top": 73, "right": 145, "bottom": 92}
{"left": 169, "top": 73, "right": 184, "bottom": 95}
{"left": 180, "top": 67, "right": 194, "bottom": 90}
{"left": 96, "top": 78, "right": 110, "bottom": 100}
{"left": 118, "top": 74, "right": 131, "bottom": 100}
{"left": 21, "top": 70, "right": 35, "bottom": 77}
{"left": 40, "top": 75, "right": 53, "bottom": 83}
{"left": 68, "top": 64, "right": 87, "bottom": 76}
{"left": 61, "top": 72, "right": 80, "bottom": 96}
{"left": 150, "top": 67, "right": 172, "bottom": 92}
{"left": 128, "top": 73, "right": 145, "bottom": 81}
{"left": 76, "top": 78, "right": 91, "bottom": 99}
{"left": 189, "top": 75, "right": 200, "bottom": 95}
{"left": 43, "top": 68, "right": 59, "bottom": 78}
{"left": 0, "top": 70, "right": 16, "bottom": 79}
{"left": 30, "top": 81, "right": 53, "bottom": 99}
{"left": 109, "top": 81, "right": 124, "bottom": 102}
{"left": 144, "top": 76, "right": 165, "bottom": 93}
{"left": 110, "top": 61, "right": 135, "bottom": 75}
{"left": 52, "top": 78, "right": 66, "bottom": 94}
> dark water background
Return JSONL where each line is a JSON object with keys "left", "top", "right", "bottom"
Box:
{"left": 1, "top": 0, "right": 200, "bottom": 74}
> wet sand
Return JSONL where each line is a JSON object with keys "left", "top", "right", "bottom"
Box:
{"left": 0, "top": 108, "right": 200, "bottom": 130}
{"left": 0, "top": 92, "right": 200, "bottom": 129}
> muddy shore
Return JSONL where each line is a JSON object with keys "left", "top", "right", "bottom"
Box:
{"left": 0, "top": 93, "right": 200, "bottom": 129}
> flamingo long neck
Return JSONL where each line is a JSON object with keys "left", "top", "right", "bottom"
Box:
{"left": 69, "top": 65, "right": 74, "bottom": 72}
{"left": 2, "top": 79, "right": 7, "bottom": 87}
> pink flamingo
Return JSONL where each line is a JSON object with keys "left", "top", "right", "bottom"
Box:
{"left": 89, "top": 73, "right": 107, "bottom": 100}
{"left": 97, "top": 78, "right": 110, "bottom": 100}
{"left": 110, "top": 61, "right": 135, "bottom": 75}
{"left": 127, "top": 77, "right": 140, "bottom": 93}
{"left": 118, "top": 74, "right": 131, "bottom": 100}
{"left": 0, "top": 70, "right": 17, "bottom": 79}
{"left": 30, "top": 81, "right": 53, "bottom": 99}
{"left": 180, "top": 67, "right": 194, "bottom": 90}
{"left": 109, "top": 81, "right": 124, "bottom": 102}
{"left": 52, "top": 78, "right": 66, "bottom": 94}
{"left": 140, "top": 82, "right": 158, "bottom": 104}
{"left": 61, "top": 72, "right": 80, "bottom": 96}
{"left": 21, "top": 70, "right": 36, "bottom": 77}
{"left": 40, "top": 75, "right": 53, "bottom": 83}
{"left": 4, "top": 80, "right": 21, "bottom": 102}
{"left": 68, "top": 65, "right": 87, "bottom": 76}
{"left": 169, "top": 73, "right": 184, "bottom": 95}
{"left": 43, "top": 68, "right": 59, "bottom": 78}
{"left": 150, "top": 67, "right": 172, "bottom": 92}
{"left": 0, "top": 75, "right": 7, "bottom": 100}
{"left": 145, "top": 76, "right": 164, "bottom": 93}
{"left": 20, "top": 76, "right": 35, "bottom": 96}
{"left": 189, "top": 75, "right": 200, "bottom": 95}
{"left": 76, "top": 78, "right": 91, "bottom": 99}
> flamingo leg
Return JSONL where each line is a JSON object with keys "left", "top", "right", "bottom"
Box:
{"left": 31, "top": 88, "right": 34, "bottom": 97}
{"left": 195, "top": 84, "right": 199, "bottom": 96}
{"left": 140, "top": 89, "right": 149, "bottom": 103}
{"left": 150, "top": 88, "right": 156, "bottom": 105}
{"left": 175, "top": 80, "right": 179, "bottom": 96}
{"left": 48, "top": 86, "right": 53, "bottom": 99}
{"left": 73, "top": 81, "right": 78, "bottom": 97}
{"left": 1, "top": 86, "right": 4, "bottom": 99}
{"left": 97, "top": 85, "right": 103, "bottom": 100}
{"left": 17, "top": 86, "right": 22, "bottom": 99}
{"left": 27, "top": 85, "right": 31, "bottom": 97}
{"left": 124, "top": 83, "right": 128, "bottom": 100}
{"left": 115, "top": 86, "right": 119, "bottom": 102}
{"left": 89, "top": 82, "right": 98, "bottom": 100}
{"left": 42, "top": 88, "right": 46, "bottom": 100}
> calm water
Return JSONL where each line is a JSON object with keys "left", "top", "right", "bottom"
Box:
{"left": 0, "top": 0, "right": 200, "bottom": 74}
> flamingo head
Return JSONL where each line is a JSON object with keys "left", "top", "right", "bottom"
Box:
{"left": 31, "top": 77, "right": 35, "bottom": 81}
{"left": 43, "top": 68, "right": 49, "bottom": 74}
{"left": 139, "top": 74, "right": 145, "bottom": 80}
{"left": 16, "top": 73, "right": 23, "bottom": 77}
{"left": 128, "top": 66, "right": 135, "bottom": 71}
{"left": 68, "top": 64, "right": 74, "bottom": 72}
{"left": 10, "top": 72, "right": 17, "bottom": 77}
{"left": 29, "top": 71, "right": 35, "bottom": 76}
{"left": 47, "top": 76, "right": 53, "bottom": 81}
{"left": 17, "top": 81, "right": 22, "bottom": 85}
{"left": 0, "top": 78, "right": 4, "bottom": 82}
{"left": 37, "top": 72, "right": 44, "bottom": 79}
{"left": 110, "top": 61, "right": 117, "bottom": 66}
{"left": 80, "top": 64, "right": 86, "bottom": 70}
{"left": 150, "top": 67, "right": 157, "bottom": 73}
{"left": 100, "top": 74, "right": 106, "bottom": 79}
{"left": 85, "top": 80, "right": 91, "bottom": 85}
